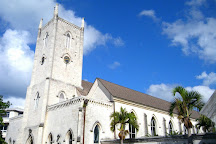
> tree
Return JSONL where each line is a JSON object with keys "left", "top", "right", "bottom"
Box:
{"left": 196, "top": 114, "right": 215, "bottom": 133}
{"left": 0, "top": 95, "right": 11, "bottom": 144}
{"left": 169, "top": 86, "right": 203, "bottom": 136}
{"left": 110, "top": 107, "right": 139, "bottom": 144}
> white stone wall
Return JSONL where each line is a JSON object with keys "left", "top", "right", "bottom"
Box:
{"left": 5, "top": 116, "right": 23, "bottom": 143}
{"left": 84, "top": 99, "right": 114, "bottom": 144}
{"left": 114, "top": 99, "right": 199, "bottom": 139}
{"left": 43, "top": 99, "right": 82, "bottom": 144}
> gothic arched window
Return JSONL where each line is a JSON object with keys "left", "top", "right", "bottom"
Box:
{"left": 48, "top": 133, "right": 53, "bottom": 144}
{"left": 27, "top": 136, "right": 33, "bottom": 144}
{"left": 66, "top": 33, "right": 70, "bottom": 48}
{"left": 59, "top": 92, "right": 65, "bottom": 102}
{"left": 34, "top": 92, "right": 40, "bottom": 109}
{"left": 94, "top": 125, "right": 99, "bottom": 143}
{"left": 169, "top": 121, "right": 173, "bottom": 134}
{"left": 151, "top": 117, "right": 157, "bottom": 136}
{"left": 129, "top": 112, "right": 136, "bottom": 138}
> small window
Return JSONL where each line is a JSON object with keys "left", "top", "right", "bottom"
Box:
{"left": 48, "top": 133, "right": 53, "bottom": 144}
{"left": 44, "top": 32, "right": 49, "bottom": 47}
{"left": 59, "top": 92, "right": 65, "bottom": 102}
{"left": 64, "top": 56, "right": 70, "bottom": 64}
{"left": 34, "top": 92, "right": 40, "bottom": 109}
{"left": 151, "top": 117, "right": 157, "bottom": 136}
{"left": 169, "top": 121, "right": 173, "bottom": 134}
{"left": 41, "top": 57, "right": 45, "bottom": 65}
{"left": 129, "top": 124, "right": 136, "bottom": 138}
{"left": 66, "top": 33, "right": 70, "bottom": 48}
{"left": 94, "top": 125, "right": 99, "bottom": 143}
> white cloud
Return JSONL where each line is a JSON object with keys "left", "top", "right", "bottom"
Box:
{"left": 0, "top": 29, "right": 34, "bottom": 97}
{"left": 5, "top": 96, "right": 25, "bottom": 109}
{"left": 147, "top": 83, "right": 214, "bottom": 102}
{"left": 108, "top": 61, "right": 121, "bottom": 69}
{"left": 185, "top": 85, "right": 214, "bottom": 102}
{"left": 0, "top": 0, "right": 123, "bottom": 55}
{"left": 186, "top": 0, "right": 206, "bottom": 6}
{"left": 162, "top": 3, "right": 216, "bottom": 63}
{"left": 147, "top": 83, "right": 177, "bottom": 102}
{"left": 139, "top": 10, "right": 159, "bottom": 21}
{"left": 196, "top": 71, "right": 216, "bottom": 86}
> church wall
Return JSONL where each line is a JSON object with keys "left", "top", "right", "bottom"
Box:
{"left": 5, "top": 116, "right": 23, "bottom": 143}
{"left": 114, "top": 100, "right": 199, "bottom": 138}
{"left": 84, "top": 100, "right": 114, "bottom": 144}
{"left": 47, "top": 79, "right": 77, "bottom": 105}
{"left": 31, "top": 19, "right": 56, "bottom": 86}
{"left": 43, "top": 100, "right": 82, "bottom": 144}
{"left": 51, "top": 18, "right": 83, "bottom": 88}
{"left": 26, "top": 81, "right": 46, "bottom": 127}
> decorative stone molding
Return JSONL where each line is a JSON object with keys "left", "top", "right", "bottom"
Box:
{"left": 47, "top": 97, "right": 112, "bottom": 111}
{"left": 58, "top": 17, "right": 82, "bottom": 30}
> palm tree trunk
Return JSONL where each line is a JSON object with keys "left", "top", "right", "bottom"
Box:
{"left": 187, "top": 128, "right": 191, "bottom": 136}
{"left": 121, "top": 139, "right": 123, "bottom": 144}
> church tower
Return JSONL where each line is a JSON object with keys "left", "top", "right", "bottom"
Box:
{"left": 17, "top": 4, "right": 85, "bottom": 143}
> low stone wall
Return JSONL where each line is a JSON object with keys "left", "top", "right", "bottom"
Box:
{"left": 101, "top": 133, "right": 216, "bottom": 144}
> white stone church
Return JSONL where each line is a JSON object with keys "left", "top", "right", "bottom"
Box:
{"left": 6, "top": 4, "right": 201, "bottom": 144}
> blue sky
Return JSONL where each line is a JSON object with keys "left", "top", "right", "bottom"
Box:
{"left": 0, "top": 0, "right": 215, "bottom": 108}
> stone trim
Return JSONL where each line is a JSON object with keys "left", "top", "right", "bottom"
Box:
{"left": 41, "top": 18, "right": 54, "bottom": 30}
{"left": 47, "top": 97, "right": 112, "bottom": 111}
{"left": 58, "top": 17, "right": 82, "bottom": 30}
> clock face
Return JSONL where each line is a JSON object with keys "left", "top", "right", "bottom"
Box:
{"left": 64, "top": 56, "right": 70, "bottom": 64}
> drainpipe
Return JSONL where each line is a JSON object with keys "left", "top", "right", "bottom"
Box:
{"left": 83, "top": 99, "right": 89, "bottom": 144}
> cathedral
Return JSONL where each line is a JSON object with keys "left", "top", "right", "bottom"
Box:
{"left": 6, "top": 4, "right": 200, "bottom": 144}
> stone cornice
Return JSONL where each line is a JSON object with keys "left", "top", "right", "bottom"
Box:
{"left": 47, "top": 96, "right": 112, "bottom": 111}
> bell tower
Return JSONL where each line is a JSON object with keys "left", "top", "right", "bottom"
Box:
{"left": 30, "top": 4, "right": 84, "bottom": 89}
{"left": 17, "top": 4, "right": 85, "bottom": 144}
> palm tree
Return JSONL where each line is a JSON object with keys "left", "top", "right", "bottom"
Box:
{"left": 169, "top": 86, "right": 203, "bottom": 136}
{"left": 110, "top": 107, "right": 139, "bottom": 144}
{"left": 196, "top": 114, "right": 215, "bottom": 133}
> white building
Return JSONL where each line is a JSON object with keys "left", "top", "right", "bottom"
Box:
{"left": 6, "top": 4, "right": 201, "bottom": 144}
{"left": 200, "top": 90, "right": 216, "bottom": 128}
{"left": 1, "top": 108, "right": 23, "bottom": 139}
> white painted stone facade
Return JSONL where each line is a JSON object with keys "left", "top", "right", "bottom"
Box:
{"left": 6, "top": 5, "right": 202, "bottom": 144}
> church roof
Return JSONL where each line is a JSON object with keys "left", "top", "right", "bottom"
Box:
{"left": 79, "top": 78, "right": 200, "bottom": 119}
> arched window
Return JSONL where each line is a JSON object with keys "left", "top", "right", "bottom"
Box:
{"left": 65, "top": 130, "right": 73, "bottom": 144}
{"left": 9, "top": 138, "right": 11, "bottom": 144}
{"left": 34, "top": 92, "right": 40, "bottom": 109}
{"left": 169, "top": 121, "right": 173, "bottom": 134}
{"left": 48, "top": 133, "right": 53, "bottom": 144}
{"left": 129, "top": 111, "right": 136, "bottom": 138}
{"left": 151, "top": 117, "right": 157, "bottom": 136}
{"left": 59, "top": 92, "right": 65, "bottom": 102}
{"left": 66, "top": 33, "right": 70, "bottom": 48}
{"left": 94, "top": 125, "right": 99, "bottom": 143}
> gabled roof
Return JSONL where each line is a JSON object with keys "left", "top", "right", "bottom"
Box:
{"left": 78, "top": 78, "right": 200, "bottom": 119}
